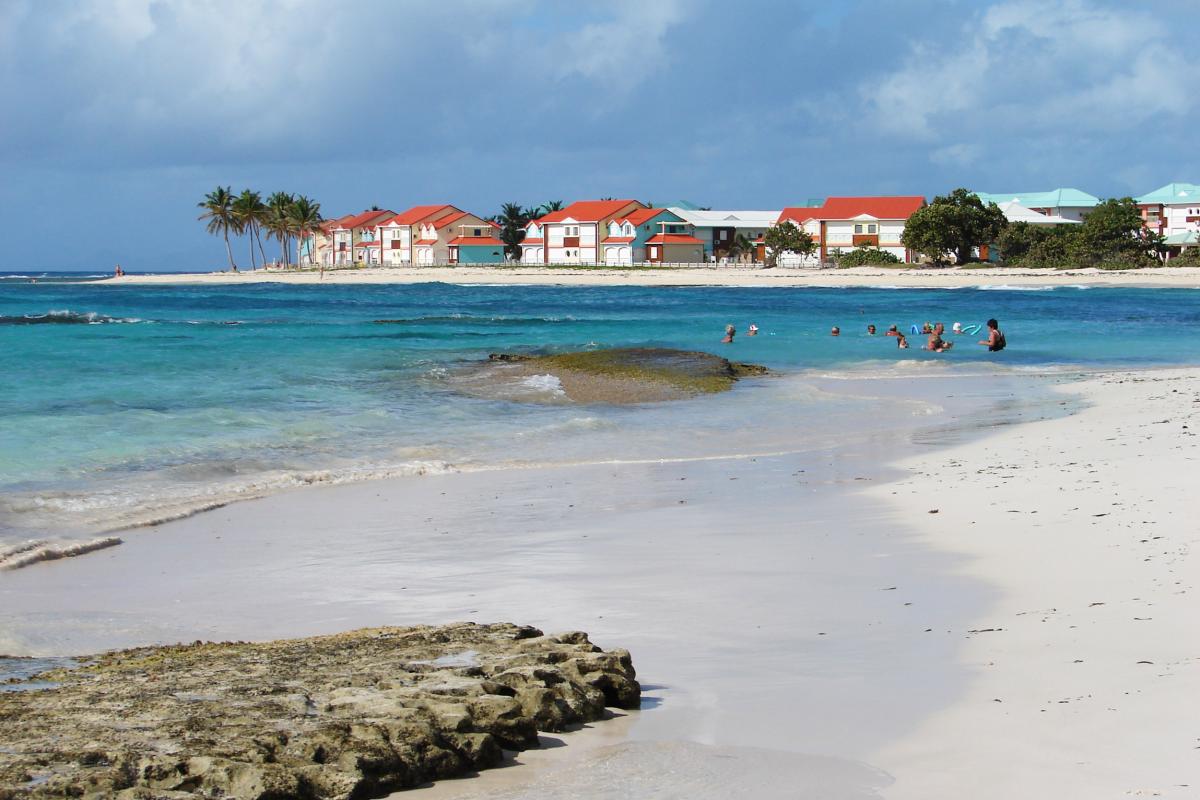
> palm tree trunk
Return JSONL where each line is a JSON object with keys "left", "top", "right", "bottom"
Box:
{"left": 255, "top": 224, "right": 268, "bottom": 268}
{"left": 223, "top": 229, "right": 236, "bottom": 271}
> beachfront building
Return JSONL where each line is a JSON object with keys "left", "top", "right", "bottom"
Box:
{"left": 448, "top": 224, "right": 505, "bottom": 264}
{"left": 601, "top": 208, "right": 695, "bottom": 264}
{"left": 776, "top": 196, "right": 926, "bottom": 265}
{"left": 373, "top": 205, "right": 463, "bottom": 266}
{"left": 974, "top": 189, "right": 1100, "bottom": 222}
{"left": 412, "top": 211, "right": 499, "bottom": 265}
{"left": 666, "top": 208, "right": 781, "bottom": 262}
{"left": 521, "top": 199, "right": 645, "bottom": 264}
{"left": 322, "top": 209, "right": 394, "bottom": 266}
{"left": 1134, "top": 182, "right": 1200, "bottom": 241}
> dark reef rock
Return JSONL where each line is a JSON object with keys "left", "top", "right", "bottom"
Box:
{"left": 0, "top": 623, "right": 638, "bottom": 799}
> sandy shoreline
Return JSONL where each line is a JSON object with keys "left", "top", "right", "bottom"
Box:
{"left": 107, "top": 264, "right": 1200, "bottom": 289}
{"left": 2, "top": 368, "right": 1197, "bottom": 797}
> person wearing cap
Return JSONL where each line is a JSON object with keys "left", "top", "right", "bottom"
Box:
{"left": 747, "top": 324, "right": 759, "bottom": 336}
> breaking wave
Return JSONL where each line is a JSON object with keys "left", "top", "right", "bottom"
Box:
{"left": 0, "top": 309, "right": 144, "bottom": 325}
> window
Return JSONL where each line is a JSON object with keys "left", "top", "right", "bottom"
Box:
{"left": 719, "top": 230, "right": 729, "bottom": 241}
{"left": 854, "top": 224, "right": 863, "bottom": 234}
{"left": 472, "top": 228, "right": 482, "bottom": 237}
{"left": 868, "top": 224, "right": 877, "bottom": 234}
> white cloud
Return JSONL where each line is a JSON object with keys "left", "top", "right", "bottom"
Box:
{"left": 863, "top": 0, "right": 1192, "bottom": 142}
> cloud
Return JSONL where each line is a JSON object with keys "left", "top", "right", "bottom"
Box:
{"left": 0, "top": 0, "right": 690, "bottom": 168}
{"left": 863, "top": 0, "right": 1192, "bottom": 141}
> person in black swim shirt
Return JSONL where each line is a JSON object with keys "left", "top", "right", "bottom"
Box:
{"left": 979, "top": 318, "right": 1006, "bottom": 351}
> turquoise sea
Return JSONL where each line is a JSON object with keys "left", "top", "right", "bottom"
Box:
{"left": 2, "top": 273, "right": 1198, "bottom": 546}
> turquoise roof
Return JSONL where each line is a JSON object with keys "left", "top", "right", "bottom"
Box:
{"left": 1134, "top": 182, "right": 1200, "bottom": 205}
{"left": 974, "top": 188, "right": 1100, "bottom": 208}
{"left": 653, "top": 199, "right": 702, "bottom": 210}
{"left": 1163, "top": 230, "right": 1199, "bottom": 246}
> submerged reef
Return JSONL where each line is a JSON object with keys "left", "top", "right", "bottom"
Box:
{"left": 0, "top": 622, "right": 639, "bottom": 799}
{"left": 481, "top": 347, "right": 769, "bottom": 403}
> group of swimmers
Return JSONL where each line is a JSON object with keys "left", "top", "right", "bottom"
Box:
{"left": 723, "top": 319, "right": 1006, "bottom": 351}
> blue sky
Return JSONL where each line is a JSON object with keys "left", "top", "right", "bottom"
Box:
{"left": 1, "top": 0, "right": 1197, "bottom": 270}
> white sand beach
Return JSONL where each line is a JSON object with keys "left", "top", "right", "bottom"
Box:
{"left": 109, "top": 264, "right": 1200, "bottom": 289}
{"left": 1, "top": 369, "right": 1196, "bottom": 798}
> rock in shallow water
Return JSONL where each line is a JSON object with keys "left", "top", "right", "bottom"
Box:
{"left": 0, "top": 623, "right": 639, "bottom": 799}
{"left": 480, "top": 348, "right": 769, "bottom": 404}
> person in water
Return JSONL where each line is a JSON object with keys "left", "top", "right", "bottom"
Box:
{"left": 722, "top": 324, "right": 735, "bottom": 344}
{"left": 951, "top": 322, "right": 963, "bottom": 334}
{"left": 921, "top": 322, "right": 933, "bottom": 335}
{"left": 979, "top": 318, "right": 1006, "bottom": 351}
{"left": 867, "top": 324, "right": 877, "bottom": 335}
{"left": 896, "top": 332, "right": 909, "bottom": 349}
{"left": 831, "top": 326, "right": 840, "bottom": 336}
{"left": 926, "top": 322, "right": 953, "bottom": 352}
{"left": 885, "top": 324, "right": 899, "bottom": 337}
{"left": 747, "top": 324, "right": 759, "bottom": 336}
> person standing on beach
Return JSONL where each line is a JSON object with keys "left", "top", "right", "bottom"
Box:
{"left": 979, "top": 318, "right": 1006, "bottom": 351}
{"left": 722, "top": 324, "right": 735, "bottom": 344}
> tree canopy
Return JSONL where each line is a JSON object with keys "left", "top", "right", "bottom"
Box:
{"left": 901, "top": 188, "right": 1006, "bottom": 265}
{"left": 762, "top": 221, "right": 815, "bottom": 266}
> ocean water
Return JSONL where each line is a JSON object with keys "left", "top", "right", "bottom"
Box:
{"left": 2, "top": 275, "right": 1198, "bottom": 545}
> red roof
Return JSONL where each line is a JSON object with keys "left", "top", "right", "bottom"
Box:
{"left": 433, "top": 211, "right": 470, "bottom": 230}
{"left": 521, "top": 238, "right": 544, "bottom": 245}
{"left": 780, "top": 196, "right": 925, "bottom": 223}
{"left": 413, "top": 238, "right": 437, "bottom": 245}
{"left": 449, "top": 236, "right": 504, "bottom": 246}
{"left": 538, "top": 200, "right": 642, "bottom": 224}
{"left": 332, "top": 209, "right": 394, "bottom": 230}
{"left": 354, "top": 239, "right": 382, "bottom": 247}
{"left": 603, "top": 236, "right": 636, "bottom": 243}
{"left": 646, "top": 234, "right": 703, "bottom": 245}
{"left": 616, "top": 207, "right": 669, "bottom": 227}
{"left": 384, "top": 204, "right": 460, "bottom": 226}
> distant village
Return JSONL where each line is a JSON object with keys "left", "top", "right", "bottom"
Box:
{"left": 209, "top": 184, "right": 1200, "bottom": 270}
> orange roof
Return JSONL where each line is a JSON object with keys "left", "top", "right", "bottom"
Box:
{"left": 433, "top": 211, "right": 471, "bottom": 230}
{"left": 521, "top": 238, "right": 544, "bottom": 245}
{"left": 333, "top": 209, "right": 394, "bottom": 230}
{"left": 603, "top": 235, "right": 636, "bottom": 243}
{"left": 449, "top": 236, "right": 504, "bottom": 246}
{"left": 782, "top": 196, "right": 925, "bottom": 223}
{"left": 616, "top": 207, "right": 670, "bottom": 227}
{"left": 538, "top": 199, "right": 642, "bottom": 224}
{"left": 413, "top": 238, "right": 437, "bottom": 245}
{"left": 646, "top": 233, "right": 703, "bottom": 244}
{"left": 384, "top": 204, "right": 460, "bottom": 226}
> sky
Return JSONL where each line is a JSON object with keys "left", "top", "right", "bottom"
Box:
{"left": 1, "top": 0, "right": 1197, "bottom": 270}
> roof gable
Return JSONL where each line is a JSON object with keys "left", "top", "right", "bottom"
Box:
{"left": 385, "top": 204, "right": 461, "bottom": 226}
{"left": 538, "top": 199, "right": 642, "bottom": 224}
{"left": 1135, "top": 182, "right": 1200, "bottom": 205}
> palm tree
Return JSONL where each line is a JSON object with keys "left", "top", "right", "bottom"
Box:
{"left": 494, "top": 202, "right": 531, "bottom": 260}
{"left": 197, "top": 186, "right": 238, "bottom": 271}
{"left": 728, "top": 233, "right": 755, "bottom": 264}
{"left": 539, "top": 200, "right": 564, "bottom": 215}
{"left": 232, "top": 190, "right": 268, "bottom": 270}
{"left": 265, "top": 191, "right": 295, "bottom": 268}
{"left": 287, "top": 195, "right": 323, "bottom": 270}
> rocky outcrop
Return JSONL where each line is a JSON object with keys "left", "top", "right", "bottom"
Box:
{"left": 478, "top": 347, "right": 769, "bottom": 403}
{"left": 0, "top": 623, "right": 639, "bottom": 799}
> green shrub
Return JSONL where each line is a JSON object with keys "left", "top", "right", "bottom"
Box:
{"left": 835, "top": 246, "right": 902, "bottom": 267}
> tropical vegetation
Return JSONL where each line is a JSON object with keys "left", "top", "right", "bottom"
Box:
{"left": 762, "top": 221, "right": 816, "bottom": 266}
{"left": 902, "top": 188, "right": 1007, "bottom": 265}
{"left": 833, "top": 245, "right": 902, "bottom": 266}
{"left": 199, "top": 187, "right": 322, "bottom": 270}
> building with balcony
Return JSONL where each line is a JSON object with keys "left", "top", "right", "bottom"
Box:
{"left": 325, "top": 209, "right": 394, "bottom": 266}
{"left": 413, "top": 211, "right": 499, "bottom": 265}
{"left": 521, "top": 200, "right": 645, "bottom": 264}
{"left": 666, "top": 208, "right": 782, "bottom": 262}
{"left": 1134, "top": 182, "right": 1200, "bottom": 238}
{"left": 373, "top": 205, "right": 463, "bottom": 266}
{"left": 601, "top": 208, "right": 693, "bottom": 264}
{"left": 776, "top": 196, "right": 926, "bottom": 265}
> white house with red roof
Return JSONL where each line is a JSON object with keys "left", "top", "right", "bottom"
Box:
{"left": 413, "top": 211, "right": 497, "bottom": 265}
{"left": 373, "top": 205, "right": 462, "bottom": 266}
{"left": 522, "top": 199, "right": 645, "bottom": 264}
{"left": 776, "top": 196, "right": 926, "bottom": 265}
{"left": 601, "top": 207, "right": 696, "bottom": 264}
{"left": 325, "top": 209, "right": 394, "bottom": 266}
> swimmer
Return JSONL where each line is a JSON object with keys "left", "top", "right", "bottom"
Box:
{"left": 921, "top": 322, "right": 932, "bottom": 335}
{"left": 951, "top": 322, "right": 963, "bottom": 334}
{"left": 978, "top": 318, "right": 1006, "bottom": 351}
{"left": 896, "top": 333, "right": 909, "bottom": 349}
{"left": 867, "top": 324, "right": 876, "bottom": 335}
{"left": 885, "top": 324, "right": 899, "bottom": 337}
{"left": 747, "top": 324, "right": 759, "bottom": 336}
{"left": 830, "top": 326, "right": 840, "bottom": 336}
{"left": 925, "top": 322, "right": 953, "bottom": 352}
{"left": 722, "top": 324, "right": 735, "bottom": 344}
